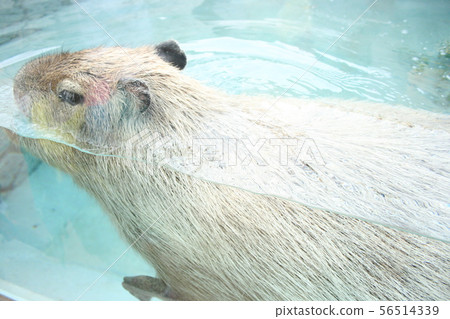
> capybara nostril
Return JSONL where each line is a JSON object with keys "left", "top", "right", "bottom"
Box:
{"left": 14, "top": 93, "right": 32, "bottom": 118}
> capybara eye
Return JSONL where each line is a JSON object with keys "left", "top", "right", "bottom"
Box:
{"left": 58, "top": 89, "right": 84, "bottom": 106}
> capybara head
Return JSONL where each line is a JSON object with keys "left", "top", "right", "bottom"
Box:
{"left": 13, "top": 40, "right": 188, "bottom": 143}
{"left": 11, "top": 40, "right": 223, "bottom": 170}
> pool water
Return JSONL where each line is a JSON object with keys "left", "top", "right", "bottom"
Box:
{"left": 0, "top": 0, "right": 449, "bottom": 300}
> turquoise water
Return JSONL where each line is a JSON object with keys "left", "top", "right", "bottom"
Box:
{"left": 1, "top": 0, "right": 449, "bottom": 111}
{"left": 0, "top": 0, "right": 449, "bottom": 300}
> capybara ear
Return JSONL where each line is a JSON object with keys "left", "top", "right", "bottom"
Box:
{"left": 117, "top": 78, "right": 151, "bottom": 113}
{"left": 155, "top": 40, "right": 187, "bottom": 70}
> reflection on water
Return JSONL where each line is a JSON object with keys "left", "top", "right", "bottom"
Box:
{"left": 1, "top": 0, "right": 449, "bottom": 111}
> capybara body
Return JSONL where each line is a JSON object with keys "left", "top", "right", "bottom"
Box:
{"left": 10, "top": 41, "right": 450, "bottom": 300}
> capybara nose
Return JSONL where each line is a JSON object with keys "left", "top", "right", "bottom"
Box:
{"left": 13, "top": 68, "right": 33, "bottom": 119}
{"left": 13, "top": 92, "right": 32, "bottom": 119}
